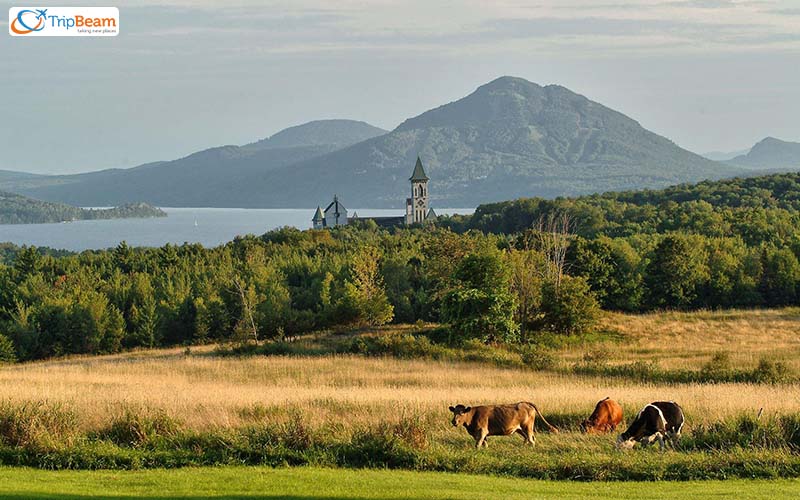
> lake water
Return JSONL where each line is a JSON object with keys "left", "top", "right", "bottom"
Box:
{"left": 0, "top": 208, "right": 474, "bottom": 251}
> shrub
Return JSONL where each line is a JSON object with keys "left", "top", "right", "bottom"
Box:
{"left": 753, "top": 358, "right": 792, "bottom": 384}
{"left": 0, "top": 401, "right": 77, "bottom": 449}
{"left": 700, "top": 352, "right": 733, "bottom": 382}
{"left": 99, "top": 410, "right": 182, "bottom": 448}
{"left": 540, "top": 276, "right": 600, "bottom": 335}
{"left": 517, "top": 345, "right": 556, "bottom": 371}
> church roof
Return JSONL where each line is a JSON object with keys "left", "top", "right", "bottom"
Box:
{"left": 409, "top": 157, "right": 429, "bottom": 181}
{"left": 426, "top": 208, "right": 437, "bottom": 219}
{"left": 312, "top": 206, "right": 324, "bottom": 222}
{"left": 324, "top": 195, "right": 346, "bottom": 214}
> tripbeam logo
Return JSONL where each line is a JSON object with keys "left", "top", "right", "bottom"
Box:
{"left": 9, "top": 7, "right": 119, "bottom": 36}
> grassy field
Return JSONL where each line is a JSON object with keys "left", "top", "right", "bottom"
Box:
{"left": 1, "top": 466, "right": 799, "bottom": 499}
{"left": 0, "top": 309, "right": 798, "bottom": 481}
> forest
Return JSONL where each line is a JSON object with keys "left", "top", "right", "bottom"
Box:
{"left": 0, "top": 190, "right": 165, "bottom": 224}
{"left": 3, "top": 172, "right": 800, "bottom": 362}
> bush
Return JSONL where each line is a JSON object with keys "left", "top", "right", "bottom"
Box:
{"left": 517, "top": 345, "right": 556, "bottom": 371}
{"left": 99, "top": 410, "right": 182, "bottom": 448}
{"left": 753, "top": 358, "right": 792, "bottom": 384}
{"left": 700, "top": 352, "right": 733, "bottom": 382}
{"left": 540, "top": 276, "right": 600, "bottom": 335}
{"left": 688, "top": 414, "right": 800, "bottom": 451}
{"left": 0, "top": 402, "right": 78, "bottom": 449}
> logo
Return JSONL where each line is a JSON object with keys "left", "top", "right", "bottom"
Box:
{"left": 9, "top": 7, "right": 119, "bottom": 36}
{"left": 10, "top": 8, "right": 46, "bottom": 34}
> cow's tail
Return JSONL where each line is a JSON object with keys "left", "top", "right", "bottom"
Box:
{"left": 532, "top": 403, "right": 559, "bottom": 433}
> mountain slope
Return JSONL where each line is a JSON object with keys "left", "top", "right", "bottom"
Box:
{"left": 5, "top": 120, "right": 387, "bottom": 207}
{"left": 4, "top": 78, "right": 741, "bottom": 208}
{"left": 728, "top": 137, "right": 800, "bottom": 170}
{"left": 252, "top": 77, "right": 741, "bottom": 207}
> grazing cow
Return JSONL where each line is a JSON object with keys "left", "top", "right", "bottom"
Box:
{"left": 448, "top": 402, "right": 558, "bottom": 449}
{"left": 580, "top": 397, "right": 623, "bottom": 434}
{"left": 616, "top": 401, "right": 685, "bottom": 450}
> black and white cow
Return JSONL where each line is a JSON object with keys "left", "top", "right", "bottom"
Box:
{"left": 615, "top": 401, "right": 684, "bottom": 450}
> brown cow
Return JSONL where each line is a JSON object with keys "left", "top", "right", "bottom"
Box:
{"left": 580, "top": 397, "right": 623, "bottom": 434}
{"left": 448, "top": 402, "right": 558, "bottom": 448}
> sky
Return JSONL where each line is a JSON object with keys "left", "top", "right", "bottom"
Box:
{"left": 2, "top": 0, "right": 799, "bottom": 174}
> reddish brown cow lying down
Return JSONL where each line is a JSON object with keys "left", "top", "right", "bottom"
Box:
{"left": 580, "top": 397, "right": 624, "bottom": 434}
{"left": 448, "top": 402, "right": 558, "bottom": 448}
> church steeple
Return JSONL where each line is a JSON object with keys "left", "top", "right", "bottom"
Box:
{"left": 312, "top": 206, "right": 324, "bottom": 229}
{"left": 409, "top": 156, "right": 429, "bottom": 181}
{"left": 408, "top": 156, "right": 430, "bottom": 224}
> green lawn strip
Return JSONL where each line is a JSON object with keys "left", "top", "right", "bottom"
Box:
{"left": 0, "top": 466, "right": 798, "bottom": 499}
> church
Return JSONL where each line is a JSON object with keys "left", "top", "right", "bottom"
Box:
{"left": 312, "top": 157, "right": 436, "bottom": 229}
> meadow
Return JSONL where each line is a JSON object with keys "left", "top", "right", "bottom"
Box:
{"left": 0, "top": 308, "right": 799, "bottom": 482}
{"left": 1, "top": 467, "right": 799, "bottom": 499}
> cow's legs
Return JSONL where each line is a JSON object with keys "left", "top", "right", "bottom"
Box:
{"left": 667, "top": 431, "right": 680, "bottom": 449}
{"left": 475, "top": 430, "right": 489, "bottom": 449}
{"left": 516, "top": 426, "right": 535, "bottom": 446}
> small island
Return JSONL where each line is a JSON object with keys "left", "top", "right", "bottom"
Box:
{"left": 0, "top": 191, "right": 166, "bottom": 224}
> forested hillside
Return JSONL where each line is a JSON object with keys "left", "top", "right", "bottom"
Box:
{"left": 447, "top": 172, "right": 800, "bottom": 241}
{"left": 4, "top": 171, "right": 800, "bottom": 362}
{"left": 0, "top": 191, "right": 165, "bottom": 224}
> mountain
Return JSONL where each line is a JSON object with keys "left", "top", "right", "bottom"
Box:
{"left": 3, "top": 78, "right": 740, "bottom": 208}
{"left": 727, "top": 137, "right": 800, "bottom": 170}
{"left": 242, "top": 119, "right": 387, "bottom": 151}
{"left": 702, "top": 149, "right": 750, "bottom": 162}
{"left": 2, "top": 120, "right": 387, "bottom": 207}
{"left": 252, "top": 76, "right": 741, "bottom": 207}
{"left": 0, "top": 190, "right": 164, "bottom": 224}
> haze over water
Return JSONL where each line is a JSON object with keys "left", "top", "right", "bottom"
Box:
{"left": 0, "top": 208, "right": 474, "bottom": 251}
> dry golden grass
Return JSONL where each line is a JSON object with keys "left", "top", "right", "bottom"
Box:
{"left": 593, "top": 308, "right": 800, "bottom": 370}
{"left": 1, "top": 331, "right": 798, "bottom": 435}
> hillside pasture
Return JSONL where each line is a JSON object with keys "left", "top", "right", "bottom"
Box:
{"left": 0, "top": 309, "right": 798, "bottom": 480}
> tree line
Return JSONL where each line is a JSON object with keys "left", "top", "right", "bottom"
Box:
{"left": 3, "top": 172, "right": 800, "bottom": 362}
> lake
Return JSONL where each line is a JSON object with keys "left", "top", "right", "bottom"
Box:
{"left": 0, "top": 208, "right": 474, "bottom": 251}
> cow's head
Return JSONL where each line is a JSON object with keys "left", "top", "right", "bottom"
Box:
{"left": 579, "top": 419, "right": 592, "bottom": 433}
{"left": 448, "top": 404, "right": 472, "bottom": 427}
{"left": 615, "top": 434, "right": 636, "bottom": 450}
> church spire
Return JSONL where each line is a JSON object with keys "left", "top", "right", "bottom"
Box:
{"left": 409, "top": 156, "right": 429, "bottom": 181}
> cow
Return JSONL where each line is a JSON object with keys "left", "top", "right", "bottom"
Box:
{"left": 580, "top": 397, "right": 623, "bottom": 434}
{"left": 448, "top": 402, "right": 558, "bottom": 449}
{"left": 616, "top": 401, "right": 685, "bottom": 450}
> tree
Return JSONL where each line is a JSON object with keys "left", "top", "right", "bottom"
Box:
{"left": 567, "top": 236, "right": 643, "bottom": 311}
{"left": 540, "top": 275, "right": 599, "bottom": 335}
{"left": 644, "top": 234, "right": 709, "bottom": 309}
{"left": 0, "top": 334, "right": 16, "bottom": 363}
{"left": 759, "top": 246, "right": 800, "bottom": 306}
{"left": 507, "top": 249, "right": 545, "bottom": 341}
{"left": 342, "top": 246, "right": 394, "bottom": 326}
{"left": 441, "top": 251, "right": 518, "bottom": 343}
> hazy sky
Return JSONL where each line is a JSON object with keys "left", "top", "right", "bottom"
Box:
{"left": 3, "top": 0, "right": 799, "bottom": 174}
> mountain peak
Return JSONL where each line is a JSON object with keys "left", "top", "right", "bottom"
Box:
{"left": 244, "top": 119, "right": 387, "bottom": 151}
{"left": 729, "top": 137, "right": 800, "bottom": 170}
{"left": 479, "top": 76, "right": 543, "bottom": 91}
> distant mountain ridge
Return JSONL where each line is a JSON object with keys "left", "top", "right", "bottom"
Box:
{"left": 728, "top": 137, "right": 800, "bottom": 170}
{"left": 3, "top": 120, "right": 388, "bottom": 207}
{"left": 2, "top": 77, "right": 742, "bottom": 208}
